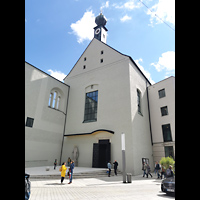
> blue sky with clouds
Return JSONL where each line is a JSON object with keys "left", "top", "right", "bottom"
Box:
{"left": 25, "top": 0, "right": 175, "bottom": 84}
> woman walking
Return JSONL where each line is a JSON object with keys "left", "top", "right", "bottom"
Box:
{"left": 60, "top": 162, "right": 67, "bottom": 184}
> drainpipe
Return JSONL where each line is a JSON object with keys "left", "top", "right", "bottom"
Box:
{"left": 59, "top": 86, "right": 70, "bottom": 165}
{"left": 146, "top": 81, "right": 153, "bottom": 145}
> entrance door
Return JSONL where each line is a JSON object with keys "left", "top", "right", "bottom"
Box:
{"left": 92, "top": 139, "right": 111, "bottom": 168}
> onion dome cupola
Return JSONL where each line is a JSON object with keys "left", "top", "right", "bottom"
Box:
{"left": 94, "top": 12, "right": 108, "bottom": 43}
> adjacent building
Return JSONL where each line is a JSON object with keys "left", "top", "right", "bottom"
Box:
{"left": 148, "top": 77, "right": 175, "bottom": 163}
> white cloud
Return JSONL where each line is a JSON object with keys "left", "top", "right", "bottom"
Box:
{"left": 120, "top": 15, "right": 132, "bottom": 22}
{"left": 135, "top": 58, "right": 155, "bottom": 84}
{"left": 70, "top": 10, "right": 96, "bottom": 43}
{"left": 113, "top": 0, "right": 141, "bottom": 10}
{"left": 147, "top": 0, "right": 175, "bottom": 26}
{"left": 100, "top": 1, "right": 109, "bottom": 11}
{"left": 47, "top": 69, "right": 66, "bottom": 82}
{"left": 151, "top": 51, "right": 175, "bottom": 72}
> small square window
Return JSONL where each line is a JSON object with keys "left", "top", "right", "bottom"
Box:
{"left": 100, "top": 59, "right": 103, "bottom": 63}
{"left": 84, "top": 57, "right": 86, "bottom": 61}
{"left": 158, "top": 89, "right": 166, "bottom": 98}
{"left": 161, "top": 106, "right": 168, "bottom": 116}
{"left": 83, "top": 65, "right": 86, "bottom": 69}
{"left": 101, "top": 50, "right": 104, "bottom": 55}
{"left": 26, "top": 117, "right": 34, "bottom": 128}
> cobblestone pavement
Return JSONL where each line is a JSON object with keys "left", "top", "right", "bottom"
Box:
{"left": 29, "top": 175, "right": 175, "bottom": 200}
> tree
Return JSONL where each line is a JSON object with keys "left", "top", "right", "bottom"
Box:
{"left": 159, "top": 156, "right": 175, "bottom": 173}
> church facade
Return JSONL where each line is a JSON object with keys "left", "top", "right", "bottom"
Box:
{"left": 25, "top": 13, "right": 175, "bottom": 175}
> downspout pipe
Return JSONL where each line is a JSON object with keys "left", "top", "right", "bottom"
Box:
{"left": 59, "top": 86, "right": 70, "bottom": 165}
{"left": 146, "top": 81, "right": 153, "bottom": 145}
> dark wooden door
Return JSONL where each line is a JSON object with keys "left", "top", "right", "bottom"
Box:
{"left": 92, "top": 143, "right": 99, "bottom": 168}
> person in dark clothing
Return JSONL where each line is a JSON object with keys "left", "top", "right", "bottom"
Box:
{"left": 155, "top": 161, "right": 161, "bottom": 179}
{"left": 146, "top": 163, "right": 153, "bottom": 178}
{"left": 68, "top": 160, "right": 74, "bottom": 184}
{"left": 113, "top": 160, "right": 118, "bottom": 175}
{"left": 54, "top": 159, "right": 57, "bottom": 170}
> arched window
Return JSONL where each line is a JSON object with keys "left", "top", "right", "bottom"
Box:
{"left": 48, "top": 93, "right": 53, "bottom": 107}
{"left": 52, "top": 91, "right": 57, "bottom": 108}
{"left": 137, "top": 89, "right": 142, "bottom": 115}
{"left": 48, "top": 88, "right": 63, "bottom": 111}
{"left": 56, "top": 96, "right": 60, "bottom": 109}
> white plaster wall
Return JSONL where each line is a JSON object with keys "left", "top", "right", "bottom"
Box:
{"left": 129, "top": 62, "right": 154, "bottom": 174}
{"left": 148, "top": 77, "right": 175, "bottom": 162}
{"left": 25, "top": 62, "right": 69, "bottom": 167}
{"left": 62, "top": 39, "right": 153, "bottom": 175}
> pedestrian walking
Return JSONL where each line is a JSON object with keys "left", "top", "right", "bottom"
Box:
{"left": 68, "top": 160, "right": 74, "bottom": 184}
{"left": 107, "top": 161, "right": 111, "bottom": 177}
{"left": 160, "top": 165, "right": 165, "bottom": 179}
{"left": 54, "top": 159, "right": 57, "bottom": 170}
{"left": 155, "top": 161, "right": 161, "bottom": 179}
{"left": 60, "top": 162, "right": 67, "bottom": 184}
{"left": 142, "top": 162, "right": 147, "bottom": 177}
{"left": 113, "top": 160, "right": 118, "bottom": 175}
{"left": 146, "top": 163, "right": 153, "bottom": 178}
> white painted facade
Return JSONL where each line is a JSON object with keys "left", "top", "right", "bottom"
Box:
{"left": 25, "top": 62, "right": 69, "bottom": 167}
{"left": 61, "top": 38, "right": 153, "bottom": 175}
{"left": 148, "top": 77, "right": 175, "bottom": 163}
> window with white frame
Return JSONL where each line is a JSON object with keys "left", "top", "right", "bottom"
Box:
{"left": 48, "top": 90, "right": 61, "bottom": 110}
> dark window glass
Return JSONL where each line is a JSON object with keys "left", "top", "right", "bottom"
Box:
{"left": 84, "top": 90, "right": 98, "bottom": 122}
{"left": 158, "top": 89, "right": 166, "bottom": 98}
{"left": 164, "top": 146, "right": 174, "bottom": 158}
{"left": 161, "top": 106, "right": 168, "bottom": 116}
{"left": 25, "top": 117, "right": 34, "bottom": 128}
{"left": 162, "top": 124, "right": 172, "bottom": 142}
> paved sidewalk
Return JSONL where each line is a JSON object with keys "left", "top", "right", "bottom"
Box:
{"left": 26, "top": 166, "right": 174, "bottom": 199}
{"left": 29, "top": 174, "right": 174, "bottom": 200}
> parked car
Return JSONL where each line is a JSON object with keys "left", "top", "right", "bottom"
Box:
{"left": 25, "top": 173, "right": 31, "bottom": 200}
{"left": 161, "top": 176, "right": 175, "bottom": 194}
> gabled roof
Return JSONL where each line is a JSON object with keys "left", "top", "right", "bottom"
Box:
{"left": 64, "top": 38, "right": 151, "bottom": 85}
{"left": 25, "top": 61, "right": 70, "bottom": 87}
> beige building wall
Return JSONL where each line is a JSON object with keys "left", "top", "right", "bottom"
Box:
{"left": 25, "top": 62, "right": 69, "bottom": 167}
{"left": 148, "top": 76, "right": 175, "bottom": 163}
{"left": 62, "top": 39, "right": 153, "bottom": 175}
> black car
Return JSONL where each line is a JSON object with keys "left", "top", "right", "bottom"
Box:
{"left": 161, "top": 176, "right": 175, "bottom": 194}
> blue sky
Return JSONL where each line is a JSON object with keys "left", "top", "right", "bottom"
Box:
{"left": 25, "top": 0, "right": 175, "bottom": 84}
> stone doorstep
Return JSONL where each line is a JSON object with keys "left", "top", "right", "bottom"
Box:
{"left": 30, "top": 170, "right": 122, "bottom": 180}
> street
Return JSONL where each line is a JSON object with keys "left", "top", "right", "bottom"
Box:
{"left": 29, "top": 175, "right": 175, "bottom": 200}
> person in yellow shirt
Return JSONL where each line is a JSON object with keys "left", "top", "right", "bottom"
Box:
{"left": 60, "top": 162, "right": 67, "bottom": 184}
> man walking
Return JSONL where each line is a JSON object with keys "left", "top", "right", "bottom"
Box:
{"left": 155, "top": 161, "right": 161, "bottom": 179}
{"left": 113, "top": 160, "right": 118, "bottom": 175}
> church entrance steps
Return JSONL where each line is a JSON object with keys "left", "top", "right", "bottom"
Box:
{"left": 26, "top": 166, "right": 122, "bottom": 180}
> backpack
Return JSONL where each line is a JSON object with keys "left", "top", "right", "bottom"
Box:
{"left": 59, "top": 166, "right": 62, "bottom": 172}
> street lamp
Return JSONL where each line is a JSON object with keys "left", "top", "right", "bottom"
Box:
{"left": 121, "top": 132, "right": 126, "bottom": 183}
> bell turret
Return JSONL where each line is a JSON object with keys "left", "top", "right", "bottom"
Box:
{"left": 94, "top": 12, "right": 108, "bottom": 43}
